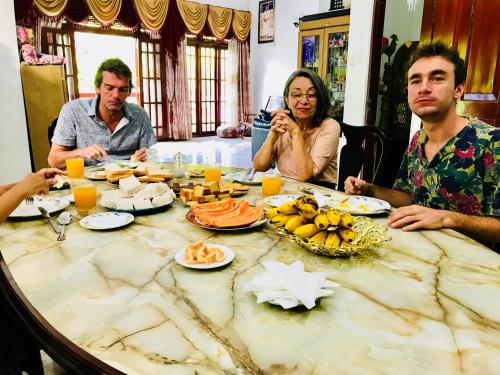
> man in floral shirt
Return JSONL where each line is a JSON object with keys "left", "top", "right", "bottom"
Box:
{"left": 344, "top": 42, "right": 499, "bottom": 243}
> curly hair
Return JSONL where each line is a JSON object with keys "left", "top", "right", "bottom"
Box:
{"left": 283, "top": 68, "right": 332, "bottom": 127}
{"left": 407, "top": 41, "right": 467, "bottom": 87}
{"left": 94, "top": 58, "right": 133, "bottom": 90}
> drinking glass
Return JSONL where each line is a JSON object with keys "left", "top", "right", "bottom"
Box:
{"left": 262, "top": 174, "right": 282, "bottom": 196}
{"left": 204, "top": 167, "right": 222, "bottom": 183}
{"left": 73, "top": 185, "right": 97, "bottom": 212}
{"left": 66, "top": 158, "right": 84, "bottom": 178}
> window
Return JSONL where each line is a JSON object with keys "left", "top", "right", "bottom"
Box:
{"left": 186, "top": 37, "right": 229, "bottom": 136}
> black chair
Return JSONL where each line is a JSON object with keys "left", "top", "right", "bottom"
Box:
{"left": 337, "top": 122, "right": 387, "bottom": 192}
{"left": 48, "top": 117, "right": 58, "bottom": 146}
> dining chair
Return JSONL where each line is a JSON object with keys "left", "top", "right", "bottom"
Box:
{"left": 47, "top": 117, "right": 58, "bottom": 146}
{"left": 337, "top": 122, "right": 387, "bottom": 192}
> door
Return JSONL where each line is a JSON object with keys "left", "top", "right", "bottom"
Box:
{"left": 420, "top": 0, "right": 500, "bottom": 126}
{"left": 137, "top": 36, "right": 168, "bottom": 140}
{"left": 297, "top": 29, "right": 325, "bottom": 76}
{"left": 323, "top": 26, "right": 349, "bottom": 120}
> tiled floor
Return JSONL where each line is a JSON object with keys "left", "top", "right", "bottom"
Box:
{"left": 152, "top": 136, "right": 252, "bottom": 169}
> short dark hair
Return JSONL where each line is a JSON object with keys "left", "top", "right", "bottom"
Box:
{"left": 407, "top": 41, "right": 467, "bottom": 87}
{"left": 94, "top": 58, "right": 133, "bottom": 90}
{"left": 283, "top": 68, "right": 332, "bottom": 126}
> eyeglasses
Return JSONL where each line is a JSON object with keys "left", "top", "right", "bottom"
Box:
{"left": 289, "top": 92, "right": 317, "bottom": 102}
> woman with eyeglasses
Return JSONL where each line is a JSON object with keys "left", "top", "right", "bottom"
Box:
{"left": 253, "top": 69, "right": 341, "bottom": 187}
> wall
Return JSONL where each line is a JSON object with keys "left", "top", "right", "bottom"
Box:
{"left": 249, "top": 0, "right": 375, "bottom": 129}
{"left": 249, "top": 0, "right": 323, "bottom": 111}
{"left": 0, "top": 0, "right": 32, "bottom": 183}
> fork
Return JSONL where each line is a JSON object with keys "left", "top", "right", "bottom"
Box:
{"left": 37, "top": 206, "right": 60, "bottom": 234}
{"left": 25, "top": 196, "right": 34, "bottom": 205}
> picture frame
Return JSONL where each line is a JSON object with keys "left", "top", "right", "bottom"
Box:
{"left": 258, "top": 0, "right": 275, "bottom": 44}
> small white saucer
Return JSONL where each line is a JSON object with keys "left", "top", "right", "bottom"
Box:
{"left": 80, "top": 212, "right": 134, "bottom": 230}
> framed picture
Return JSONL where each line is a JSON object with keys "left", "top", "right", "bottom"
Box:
{"left": 258, "top": 0, "right": 275, "bottom": 44}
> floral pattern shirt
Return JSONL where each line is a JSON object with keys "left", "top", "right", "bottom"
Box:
{"left": 394, "top": 119, "right": 500, "bottom": 216}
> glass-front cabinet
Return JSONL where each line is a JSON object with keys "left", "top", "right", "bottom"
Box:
{"left": 297, "top": 11, "right": 350, "bottom": 120}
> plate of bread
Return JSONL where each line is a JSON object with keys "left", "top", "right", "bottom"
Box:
{"left": 175, "top": 241, "right": 234, "bottom": 269}
{"left": 104, "top": 163, "right": 174, "bottom": 184}
{"left": 100, "top": 175, "right": 175, "bottom": 214}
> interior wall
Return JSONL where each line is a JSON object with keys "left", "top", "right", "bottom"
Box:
{"left": 249, "top": 0, "right": 324, "bottom": 112}
{"left": 0, "top": 0, "right": 32, "bottom": 183}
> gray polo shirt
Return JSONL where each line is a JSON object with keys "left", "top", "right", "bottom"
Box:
{"left": 52, "top": 97, "right": 157, "bottom": 165}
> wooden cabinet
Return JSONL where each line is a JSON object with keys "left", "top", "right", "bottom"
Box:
{"left": 20, "top": 65, "right": 68, "bottom": 170}
{"left": 297, "top": 11, "right": 350, "bottom": 119}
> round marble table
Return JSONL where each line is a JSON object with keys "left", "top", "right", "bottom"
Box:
{"left": 1, "top": 171, "right": 499, "bottom": 374}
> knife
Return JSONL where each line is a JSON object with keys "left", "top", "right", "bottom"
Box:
{"left": 37, "top": 207, "right": 60, "bottom": 234}
{"left": 242, "top": 168, "right": 255, "bottom": 182}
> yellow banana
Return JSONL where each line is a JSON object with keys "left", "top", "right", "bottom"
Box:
{"left": 293, "top": 196, "right": 318, "bottom": 210}
{"left": 325, "top": 232, "right": 341, "bottom": 248}
{"left": 277, "top": 200, "right": 298, "bottom": 215}
{"left": 313, "top": 213, "right": 329, "bottom": 229}
{"left": 293, "top": 223, "right": 321, "bottom": 238}
{"left": 340, "top": 213, "right": 354, "bottom": 228}
{"left": 309, "top": 230, "right": 327, "bottom": 244}
{"left": 297, "top": 204, "right": 318, "bottom": 219}
{"left": 270, "top": 214, "right": 294, "bottom": 227}
{"left": 266, "top": 207, "right": 279, "bottom": 219}
{"left": 340, "top": 240, "right": 350, "bottom": 248}
{"left": 338, "top": 228, "right": 355, "bottom": 242}
{"left": 285, "top": 215, "right": 308, "bottom": 232}
{"left": 326, "top": 209, "right": 341, "bottom": 226}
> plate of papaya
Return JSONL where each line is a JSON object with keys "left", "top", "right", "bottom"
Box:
{"left": 186, "top": 198, "right": 266, "bottom": 231}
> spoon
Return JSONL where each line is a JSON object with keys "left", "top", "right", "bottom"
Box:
{"left": 57, "top": 212, "right": 73, "bottom": 241}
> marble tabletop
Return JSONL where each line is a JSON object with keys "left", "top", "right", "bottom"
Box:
{"left": 1, "top": 168, "right": 499, "bottom": 375}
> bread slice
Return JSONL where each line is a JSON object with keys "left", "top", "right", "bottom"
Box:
{"left": 132, "top": 199, "right": 153, "bottom": 210}
{"left": 138, "top": 176, "right": 165, "bottom": 183}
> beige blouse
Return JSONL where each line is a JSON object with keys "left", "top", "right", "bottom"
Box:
{"left": 273, "top": 118, "right": 340, "bottom": 184}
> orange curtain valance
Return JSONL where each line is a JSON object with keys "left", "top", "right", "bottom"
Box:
{"left": 33, "top": 0, "right": 68, "bottom": 17}
{"left": 176, "top": 0, "right": 208, "bottom": 35}
{"left": 207, "top": 6, "right": 232, "bottom": 39}
{"left": 133, "top": 0, "right": 169, "bottom": 31}
{"left": 232, "top": 10, "right": 251, "bottom": 42}
{"left": 86, "top": 0, "right": 122, "bottom": 25}
{"left": 177, "top": 0, "right": 251, "bottom": 41}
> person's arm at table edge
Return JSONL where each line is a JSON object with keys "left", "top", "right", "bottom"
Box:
{"left": 344, "top": 176, "right": 413, "bottom": 207}
{"left": 48, "top": 143, "right": 109, "bottom": 169}
{"left": 446, "top": 212, "right": 500, "bottom": 242}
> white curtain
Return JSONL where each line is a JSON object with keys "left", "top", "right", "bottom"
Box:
{"left": 226, "top": 38, "right": 239, "bottom": 126}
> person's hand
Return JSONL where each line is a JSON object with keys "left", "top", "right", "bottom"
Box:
{"left": 344, "top": 176, "right": 370, "bottom": 195}
{"left": 388, "top": 205, "right": 449, "bottom": 231}
{"left": 78, "top": 144, "right": 108, "bottom": 160}
{"left": 17, "top": 173, "right": 49, "bottom": 197}
{"left": 271, "top": 109, "right": 300, "bottom": 139}
{"left": 36, "top": 168, "right": 65, "bottom": 186}
{"left": 132, "top": 148, "right": 147, "bottom": 162}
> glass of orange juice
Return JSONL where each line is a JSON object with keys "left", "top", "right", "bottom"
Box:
{"left": 66, "top": 158, "right": 84, "bottom": 178}
{"left": 204, "top": 167, "right": 222, "bottom": 183}
{"left": 73, "top": 185, "right": 97, "bottom": 213}
{"left": 262, "top": 174, "right": 282, "bottom": 196}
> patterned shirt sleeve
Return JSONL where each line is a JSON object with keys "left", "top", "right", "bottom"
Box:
{"left": 482, "top": 129, "right": 500, "bottom": 216}
{"left": 51, "top": 102, "right": 77, "bottom": 147}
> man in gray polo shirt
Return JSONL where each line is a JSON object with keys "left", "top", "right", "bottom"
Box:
{"left": 48, "top": 58, "right": 157, "bottom": 168}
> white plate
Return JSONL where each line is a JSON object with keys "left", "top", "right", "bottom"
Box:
{"left": 328, "top": 195, "right": 391, "bottom": 215}
{"left": 224, "top": 171, "right": 264, "bottom": 186}
{"left": 9, "top": 197, "right": 70, "bottom": 218}
{"left": 175, "top": 244, "right": 235, "bottom": 269}
{"left": 263, "top": 194, "right": 300, "bottom": 207}
{"left": 79, "top": 212, "right": 134, "bottom": 230}
{"left": 85, "top": 170, "right": 107, "bottom": 180}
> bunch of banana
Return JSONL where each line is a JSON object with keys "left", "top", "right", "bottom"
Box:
{"left": 269, "top": 197, "right": 356, "bottom": 249}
